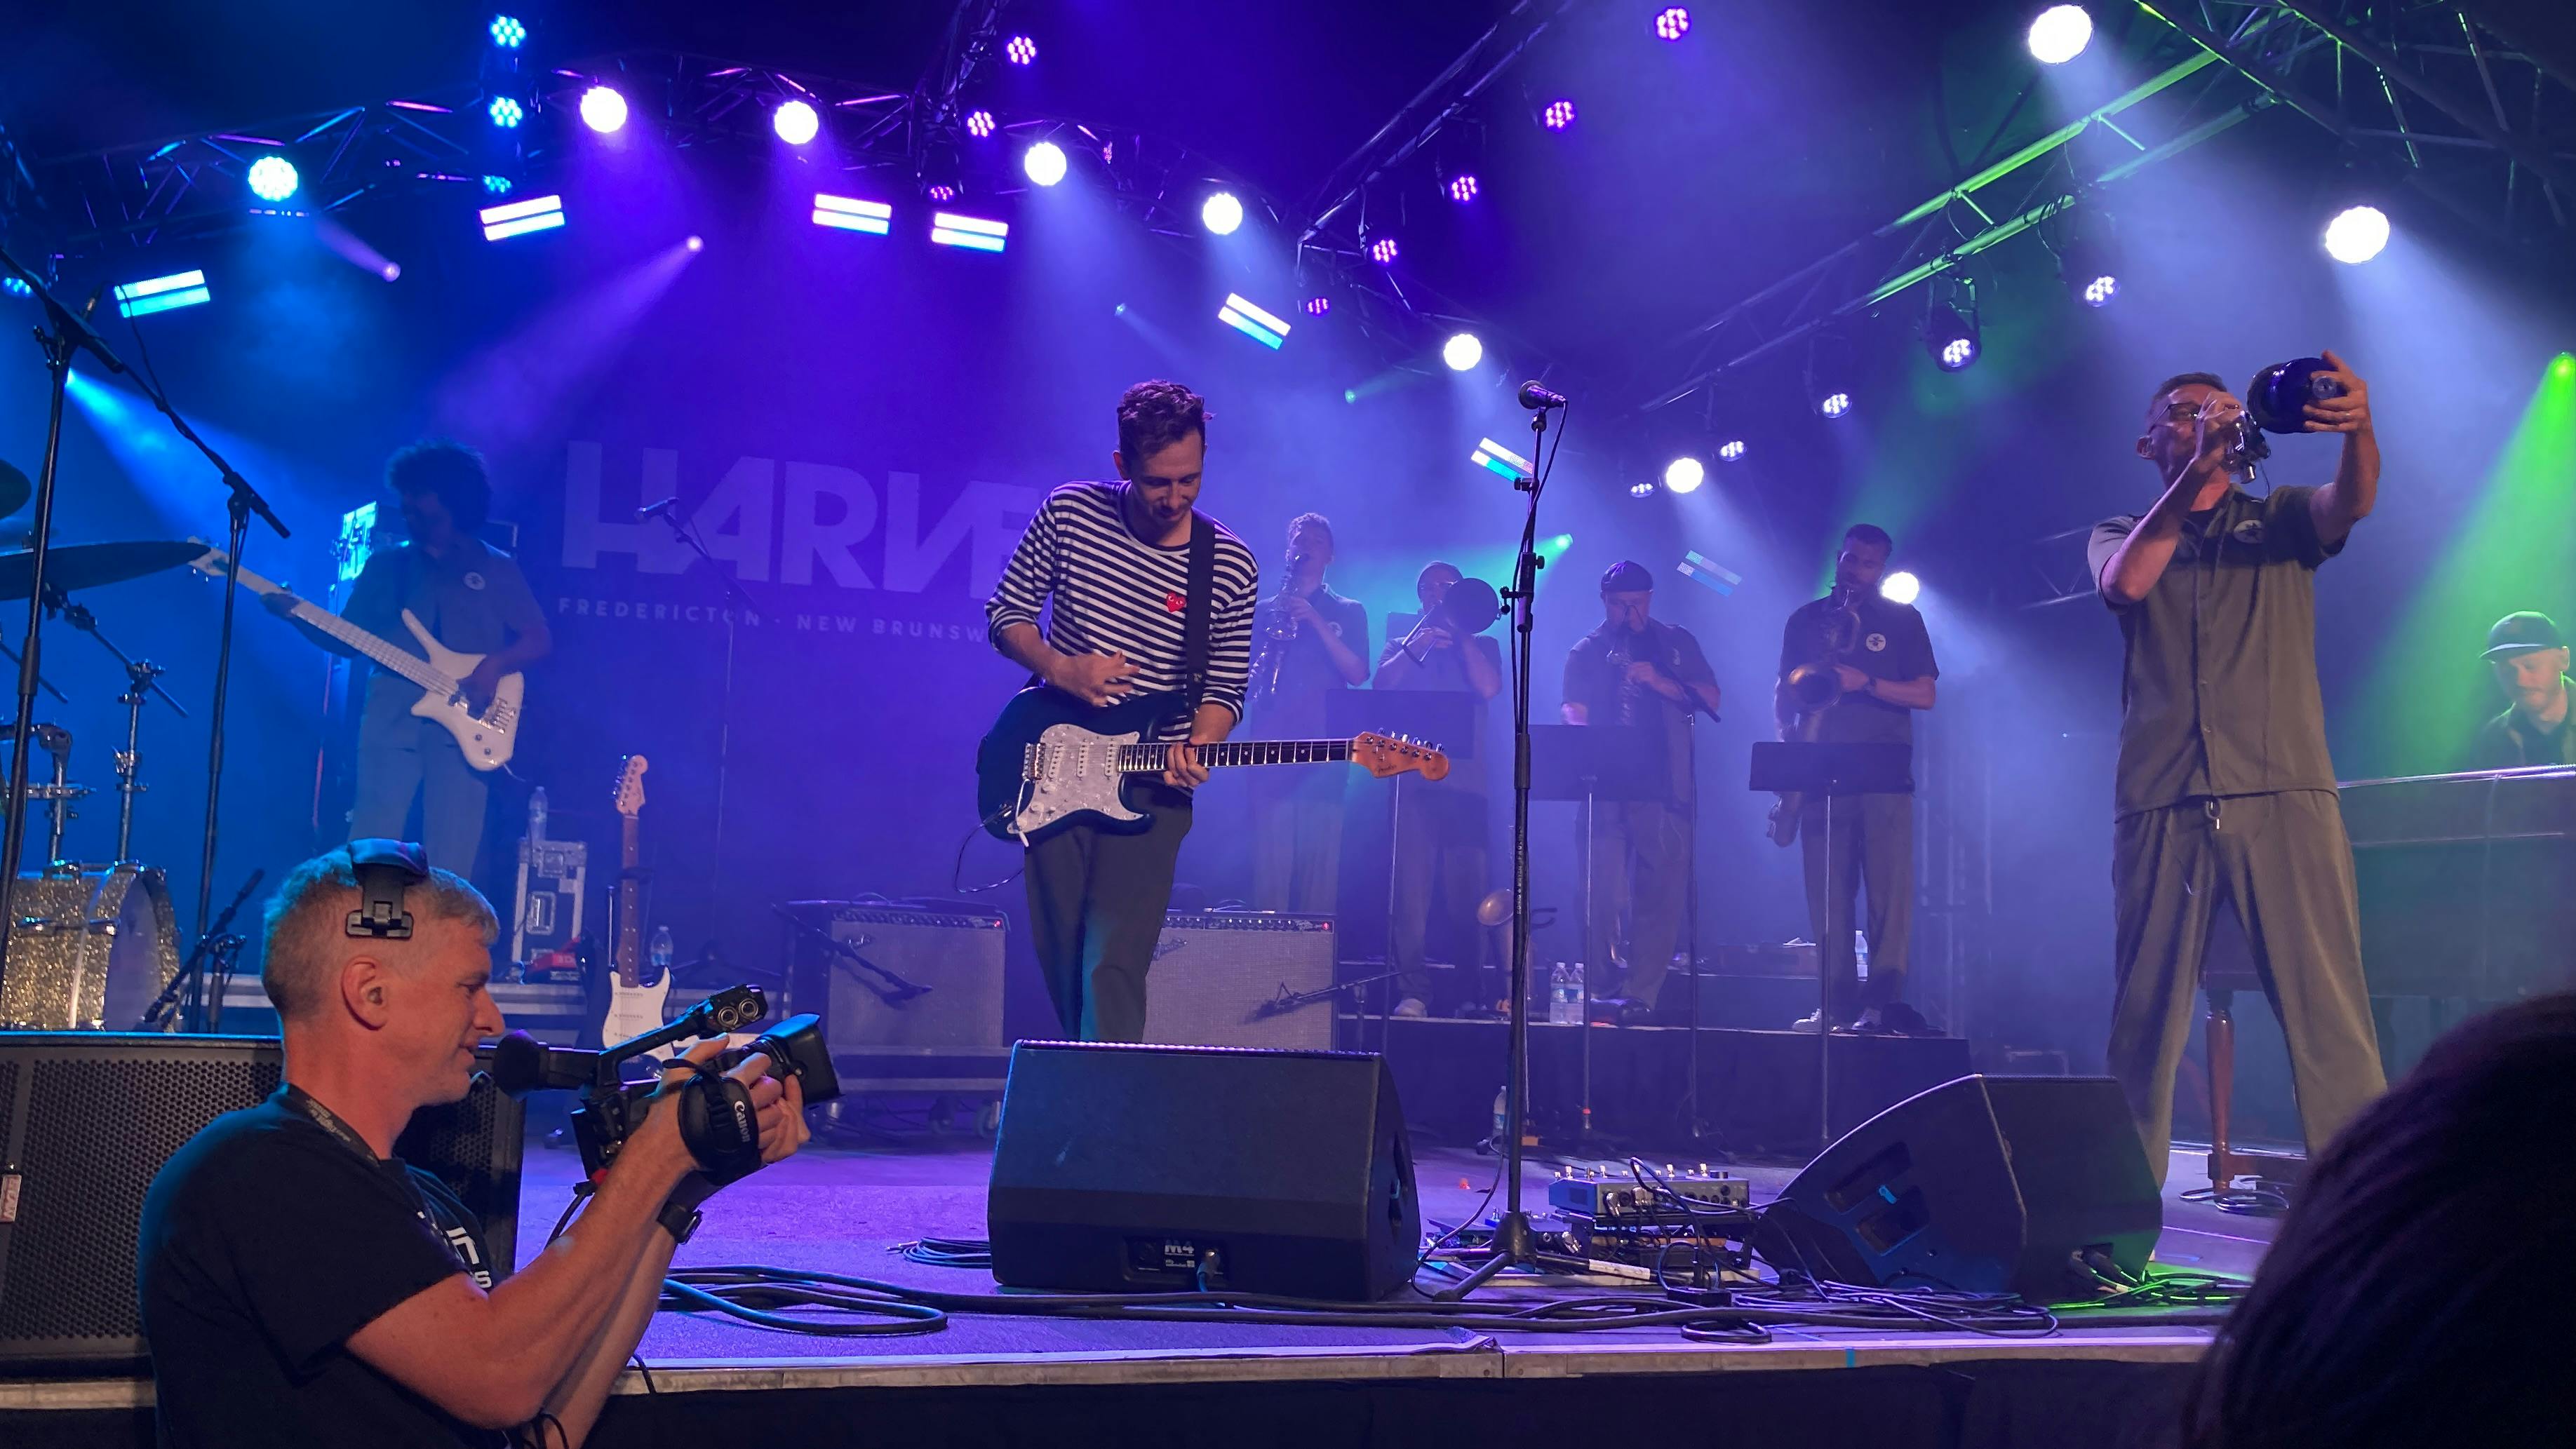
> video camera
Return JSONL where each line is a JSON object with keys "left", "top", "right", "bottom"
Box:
{"left": 490, "top": 984, "right": 840, "bottom": 1182}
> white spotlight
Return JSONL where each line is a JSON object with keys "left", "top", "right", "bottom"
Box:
{"left": 1201, "top": 191, "right": 1245, "bottom": 236}
{"left": 2027, "top": 6, "right": 2093, "bottom": 65}
{"left": 1023, "top": 140, "right": 1068, "bottom": 187}
{"left": 1441, "top": 332, "right": 1484, "bottom": 371}
{"left": 772, "top": 100, "right": 820, "bottom": 145}
{"left": 1663, "top": 457, "right": 1706, "bottom": 494}
{"left": 1880, "top": 571, "right": 1921, "bottom": 606}
{"left": 2323, "top": 205, "right": 2390, "bottom": 264}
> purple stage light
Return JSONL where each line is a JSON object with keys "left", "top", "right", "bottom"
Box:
{"left": 813, "top": 194, "right": 894, "bottom": 234}
{"left": 480, "top": 192, "right": 565, "bottom": 241}
{"left": 964, "top": 109, "right": 995, "bottom": 140}
{"left": 579, "top": 86, "right": 628, "bottom": 135}
{"left": 1655, "top": 7, "right": 1691, "bottom": 41}
{"left": 1005, "top": 34, "right": 1036, "bottom": 66}
{"left": 1542, "top": 99, "right": 1576, "bottom": 131}
{"left": 773, "top": 99, "right": 819, "bottom": 145}
{"left": 930, "top": 211, "right": 1009, "bottom": 253}
{"left": 685, "top": 235, "right": 704, "bottom": 252}
{"left": 1447, "top": 174, "right": 1479, "bottom": 204}
{"left": 927, "top": 182, "right": 958, "bottom": 203}
{"left": 1369, "top": 236, "right": 1398, "bottom": 266}
{"left": 1303, "top": 297, "right": 1330, "bottom": 316}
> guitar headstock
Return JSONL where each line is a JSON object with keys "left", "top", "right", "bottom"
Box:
{"left": 613, "top": 754, "right": 650, "bottom": 817}
{"left": 1352, "top": 733, "right": 1450, "bottom": 783}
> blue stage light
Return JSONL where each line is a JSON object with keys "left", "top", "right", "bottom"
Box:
{"left": 1217, "top": 293, "right": 1293, "bottom": 350}
{"left": 1818, "top": 391, "right": 1852, "bottom": 419}
{"left": 489, "top": 15, "right": 525, "bottom": 48}
{"left": 113, "top": 269, "right": 211, "bottom": 318}
{"left": 812, "top": 194, "right": 893, "bottom": 235}
{"left": 246, "top": 156, "right": 299, "bottom": 203}
{"left": 1471, "top": 437, "right": 1534, "bottom": 483}
{"left": 4, "top": 277, "right": 35, "bottom": 297}
{"left": 488, "top": 96, "right": 523, "bottom": 128}
{"left": 482, "top": 175, "right": 514, "bottom": 194}
{"left": 480, "top": 193, "right": 565, "bottom": 241}
{"left": 930, "top": 211, "right": 1009, "bottom": 252}
{"left": 1717, "top": 439, "right": 1747, "bottom": 462}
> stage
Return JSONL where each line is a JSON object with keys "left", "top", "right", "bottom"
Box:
{"left": 4, "top": 1124, "right": 2274, "bottom": 1448}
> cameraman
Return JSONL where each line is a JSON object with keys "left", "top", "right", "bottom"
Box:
{"left": 139, "top": 845, "right": 810, "bottom": 1448}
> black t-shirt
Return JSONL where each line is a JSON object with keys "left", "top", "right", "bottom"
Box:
{"left": 1778, "top": 593, "right": 1939, "bottom": 746}
{"left": 1562, "top": 619, "right": 1718, "bottom": 802}
{"left": 1247, "top": 584, "right": 1370, "bottom": 736}
{"left": 138, "top": 1093, "right": 507, "bottom": 1449}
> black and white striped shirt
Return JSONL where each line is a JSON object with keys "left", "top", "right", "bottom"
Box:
{"left": 986, "top": 482, "right": 1259, "bottom": 738}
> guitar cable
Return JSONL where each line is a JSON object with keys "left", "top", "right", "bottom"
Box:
{"left": 951, "top": 807, "right": 1024, "bottom": 895}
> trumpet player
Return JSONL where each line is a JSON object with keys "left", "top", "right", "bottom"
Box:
{"left": 1247, "top": 513, "right": 1369, "bottom": 914}
{"left": 1773, "top": 524, "right": 1938, "bottom": 1035}
{"left": 2089, "top": 361, "right": 2384, "bottom": 1185}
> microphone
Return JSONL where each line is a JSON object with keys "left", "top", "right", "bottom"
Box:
{"left": 635, "top": 497, "right": 682, "bottom": 523}
{"left": 1517, "top": 381, "right": 1568, "bottom": 411}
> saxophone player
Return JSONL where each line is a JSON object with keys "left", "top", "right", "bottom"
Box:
{"left": 1245, "top": 513, "right": 1370, "bottom": 914}
{"left": 1774, "top": 524, "right": 1938, "bottom": 1034}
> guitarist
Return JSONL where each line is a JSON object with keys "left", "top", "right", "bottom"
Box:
{"left": 269, "top": 442, "right": 551, "bottom": 877}
{"left": 1773, "top": 524, "right": 1937, "bottom": 1035}
{"left": 984, "top": 381, "right": 1258, "bottom": 1042}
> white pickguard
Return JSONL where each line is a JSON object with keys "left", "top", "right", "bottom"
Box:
{"left": 601, "top": 975, "right": 673, "bottom": 1046}
{"left": 401, "top": 612, "right": 523, "bottom": 770}
{"left": 1013, "top": 722, "right": 1150, "bottom": 837}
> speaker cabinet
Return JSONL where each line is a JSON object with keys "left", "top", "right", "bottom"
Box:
{"left": 988, "top": 1042, "right": 1420, "bottom": 1301}
{"left": 1755, "top": 1074, "right": 2161, "bottom": 1302}
{"left": 1142, "top": 912, "right": 1336, "bottom": 1049}
{"left": 0, "top": 1034, "right": 523, "bottom": 1370}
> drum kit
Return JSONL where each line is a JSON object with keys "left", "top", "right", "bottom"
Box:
{"left": 0, "top": 455, "right": 197, "bottom": 1030}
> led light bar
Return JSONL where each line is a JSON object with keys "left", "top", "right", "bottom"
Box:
{"left": 1216, "top": 293, "right": 1292, "bottom": 350}
{"left": 1677, "top": 551, "right": 1743, "bottom": 596}
{"left": 1470, "top": 438, "right": 1533, "bottom": 483}
{"left": 113, "top": 270, "right": 211, "bottom": 318}
{"left": 480, "top": 193, "right": 565, "bottom": 241}
{"left": 812, "top": 194, "right": 893, "bottom": 234}
{"left": 930, "top": 211, "right": 1008, "bottom": 252}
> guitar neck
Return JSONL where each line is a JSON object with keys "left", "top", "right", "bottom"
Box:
{"left": 293, "top": 602, "right": 450, "bottom": 694}
{"left": 1118, "top": 739, "right": 1353, "bottom": 773}
{"left": 615, "top": 815, "right": 642, "bottom": 985}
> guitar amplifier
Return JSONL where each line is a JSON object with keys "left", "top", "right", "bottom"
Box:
{"left": 780, "top": 901, "right": 1007, "bottom": 1083}
{"left": 511, "top": 836, "right": 587, "bottom": 964}
{"left": 1143, "top": 912, "right": 1337, "bottom": 1050}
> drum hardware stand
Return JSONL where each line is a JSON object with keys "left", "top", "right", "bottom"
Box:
{"left": 45, "top": 584, "right": 188, "bottom": 864}
{"left": 137, "top": 866, "right": 262, "bottom": 1032}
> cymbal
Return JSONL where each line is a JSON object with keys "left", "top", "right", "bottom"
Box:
{"left": 0, "top": 541, "right": 212, "bottom": 601}
{"left": 0, "top": 460, "right": 29, "bottom": 519}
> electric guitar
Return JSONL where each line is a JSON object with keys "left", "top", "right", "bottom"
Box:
{"left": 977, "top": 687, "right": 1450, "bottom": 843}
{"left": 598, "top": 755, "right": 671, "bottom": 1043}
{"left": 190, "top": 546, "right": 524, "bottom": 771}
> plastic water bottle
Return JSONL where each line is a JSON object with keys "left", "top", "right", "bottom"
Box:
{"left": 527, "top": 786, "right": 549, "bottom": 844}
{"left": 649, "top": 924, "right": 675, "bottom": 982}
{"left": 1491, "top": 1086, "right": 1510, "bottom": 1148}
{"left": 1855, "top": 929, "right": 1872, "bottom": 981}
{"left": 1547, "top": 964, "right": 1574, "bottom": 1025}
{"left": 1567, "top": 961, "right": 1586, "bottom": 1020}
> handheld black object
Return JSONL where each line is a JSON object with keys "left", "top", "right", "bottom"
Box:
{"left": 344, "top": 838, "right": 429, "bottom": 939}
{"left": 2246, "top": 357, "right": 2346, "bottom": 436}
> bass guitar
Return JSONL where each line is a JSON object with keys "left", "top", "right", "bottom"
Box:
{"left": 977, "top": 687, "right": 1449, "bottom": 844}
{"left": 597, "top": 755, "right": 670, "bottom": 1042}
{"left": 191, "top": 546, "right": 523, "bottom": 771}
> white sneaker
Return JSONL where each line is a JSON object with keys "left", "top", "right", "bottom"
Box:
{"left": 1393, "top": 997, "right": 1430, "bottom": 1020}
{"left": 1790, "top": 1010, "right": 1829, "bottom": 1033}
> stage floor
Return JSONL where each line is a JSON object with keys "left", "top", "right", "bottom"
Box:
{"left": 4, "top": 1124, "right": 2276, "bottom": 1431}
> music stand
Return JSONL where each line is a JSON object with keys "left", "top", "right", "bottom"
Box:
{"left": 1531, "top": 724, "right": 1663, "bottom": 1145}
{"left": 1326, "top": 689, "right": 1480, "bottom": 1039}
{"left": 1747, "top": 740, "right": 1912, "bottom": 1150}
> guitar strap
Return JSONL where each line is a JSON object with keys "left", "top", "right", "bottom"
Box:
{"left": 1179, "top": 509, "right": 1217, "bottom": 716}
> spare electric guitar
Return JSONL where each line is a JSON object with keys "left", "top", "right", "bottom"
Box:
{"left": 977, "top": 687, "right": 1450, "bottom": 844}
{"left": 190, "top": 545, "right": 524, "bottom": 771}
{"left": 597, "top": 754, "right": 671, "bottom": 1044}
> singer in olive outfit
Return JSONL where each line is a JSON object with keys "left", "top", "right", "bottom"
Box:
{"left": 2088, "top": 362, "right": 2387, "bottom": 1184}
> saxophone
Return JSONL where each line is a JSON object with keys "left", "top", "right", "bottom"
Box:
{"left": 1768, "top": 584, "right": 1863, "bottom": 847}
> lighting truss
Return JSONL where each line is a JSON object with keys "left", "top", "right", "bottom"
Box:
{"left": 1632, "top": 1, "right": 2575, "bottom": 414}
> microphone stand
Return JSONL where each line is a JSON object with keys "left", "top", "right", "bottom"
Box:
{"left": 0, "top": 245, "right": 290, "bottom": 1029}
{"left": 1437, "top": 399, "right": 1571, "bottom": 1298}
{"left": 652, "top": 507, "right": 758, "bottom": 961}
{"left": 770, "top": 907, "right": 930, "bottom": 1005}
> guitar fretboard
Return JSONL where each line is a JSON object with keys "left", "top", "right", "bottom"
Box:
{"left": 292, "top": 602, "right": 452, "bottom": 698}
{"left": 1116, "top": 739, "right": 1355, "bottom": 773}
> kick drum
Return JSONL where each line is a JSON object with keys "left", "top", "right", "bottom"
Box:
{"left": 0, "top": 864, "right": 183, "bottom": 1030}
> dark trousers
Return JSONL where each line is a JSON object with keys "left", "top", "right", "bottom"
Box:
{"left": 1800, "top": 791, "right": 1914, "bottom": 1018}
{"left": 349, "top": 704, "right": 489, "bottom": 877}
{"left": 1581, "top": 799, "right": 1691, "bottom": 1010}
{"left": 2108, "top": 790, "right": 2387, "bottom": 1184}
{"left": 1250, "top": 767, "right": 1346, "bottom": 914}
{"left": 1024, "top": 786, "right": 1193, "bottom": 1042}
{"left": 1389, "top": 785, "right": 1492, "bottom": 1006}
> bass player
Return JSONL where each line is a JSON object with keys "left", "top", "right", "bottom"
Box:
{"left": 982, "top": 381, "right": 1259, "bottom": 1041}
{"left": 268, "top": 442, "right": 551, "bottom": 877}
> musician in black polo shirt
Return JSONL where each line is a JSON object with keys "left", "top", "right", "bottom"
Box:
{"left": 985, "top": 380, "right": 1260, "bottom": 1041}
{"left": 2471, "top": 612, "right": 2574, "bottom": 767}
{"left": 137, "top": 844, "right": 807, "bottom": 1449}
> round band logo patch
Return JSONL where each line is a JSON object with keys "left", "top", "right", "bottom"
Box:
{"left": 1863, "top": 632, "right": 1889, "bottom": 653}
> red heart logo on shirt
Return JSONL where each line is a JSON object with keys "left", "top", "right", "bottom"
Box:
{"left": 1164, "top": 591, "right": 1186, "bottom": 613}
